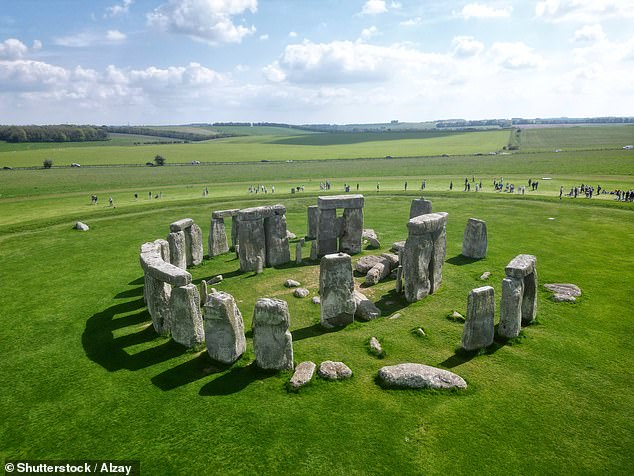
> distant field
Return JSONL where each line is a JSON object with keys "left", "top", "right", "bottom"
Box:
{"left": 0, "top": 129, "right": 509, "bottom": 167}
{"left": 519, "top": 125, "right": 634, "bottom": 152}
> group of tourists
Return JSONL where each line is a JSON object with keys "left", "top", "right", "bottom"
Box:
{"left": 248, "top": 184, "right": 275, "bottom": 194}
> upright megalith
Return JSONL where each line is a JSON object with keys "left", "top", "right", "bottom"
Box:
{"left": 167, "top": 230, "right": 187, "bottom": 270}
{"left": 170, "top": 283, "right": 204, "bottom": 348}
{"left": 209, "top": 218, "right": 228, "bottom": 257}
{"left": 187, "top": 223, "right": 203, "bottom": 266}
{"left": 315, "top": 195, "right": 364, "bottom": 257}
{"left": 264, "top": 205, "right": 290, "bottom": 267}
{"left": 306, "top": 205, "right": 319, "bottom": 240}
{"left": 237, "top": 205, "right": 290, "bottom": 272}
{"left": 462, "top": 218, "right": 488, "bottom": 259}
{"left": 409, "top": 198, "right": 432, "bottom": 219}
{"left": 252, "top": 298, "right": 294, "bottom": 370}
{"left": 140, "top": 239, "right": 193, "bottom": 336}
{"left": 204, "top": 291, "right": 246, "bottom": 364}
{"left": 500, "top": 254, "right": 538, "bottom": 335}
{"left": 402, "top": 212, "right": 448, "bottom": 302}
{"left": 319, "top": 253, "right": 356, "bottom": 328}
{"left": 462, "top": 286, "right": 495, "bottom": 351}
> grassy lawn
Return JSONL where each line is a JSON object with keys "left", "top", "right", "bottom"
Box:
{"left": 0, "top": 127, "right": 633, "bottom": 474}
{"left": 518, "top": 125, "right": 634, "bottom": 152}
{"left": 0, "top": 191, "right": 632, "bottom": 474}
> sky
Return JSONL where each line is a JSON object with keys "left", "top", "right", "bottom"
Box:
{"left": 0, "top": 0, "right": 633, "bottom": 125}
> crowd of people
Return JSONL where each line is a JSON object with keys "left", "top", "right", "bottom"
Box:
{"left": 248, "top": 184, "right": 275, "bottom": 194}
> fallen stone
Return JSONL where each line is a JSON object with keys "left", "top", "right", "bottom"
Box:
{"left": 311, "top": 296, "right": 321, "bottom": 304}
{"left": 369, "top": 337, "right": 383, "bottom": 356}
{"left": 391, "top": 241, "right": 406, "bottom": 254}
{"left": 209, "top": 275, "right": 223, "bottom": 285}
{"left": 389, "top": 313, "right": 401, "bottom": 320}
{"left": 318, "top": 361, "right": 352, "bottom": 380}
{"left": 377, "top": 363, "right": 467, "bottom": 390}
{"left": 362, "top": 229, "right": 381, "bottom": 249}
{"left": 365, "top": 258, "right": 391, "bottom": 285}
{"left": 284, "top": 279, "right": 301, "bottom": 288}
{"left": 381, "top": 253, "right": 399, "bottom": 270}
{"left": 289, "top": 361, "right": 316, "bottom": 390}
{"left": 287, "top": 230, "right": 297, "bottom": 240}
{"left": 415, "top": 327, "right": 426, "bottom": 337}
{"left": 353, "top": 290, "right": 381, "bottom": 321}
{"left": 74, "top": 221, "right": 89, "bottom": 231}
{"left": 480, "top": 271, "right": 491, "bottom": 281}
{"left": 448, "top": 311, "right": 465, "bottom": 323}
{"left": 355, "top": 255, "right": 384, "bottom": 274}
{"left": 544, "top": 283, "right": 581, "bottom": 298}
{"left": 552, "top": 294, "right": 576, "bottom": 302}
{"left": 293, "top": 288, "right": 309, "bottom": 298}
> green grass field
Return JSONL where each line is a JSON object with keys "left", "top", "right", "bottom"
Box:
{"left": 518, "top": 125, "right": 634, "bottom": 152}
{"left": 1, "top": 126, "right": 633, "bottom": 475}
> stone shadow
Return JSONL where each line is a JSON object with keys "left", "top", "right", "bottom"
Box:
{"left": 292, "top": 322, "right": 340, "bottom": 342}
{"left": 151, "top": 353, "right": 229, "bottom": 391}
{"left": 82, "top": 297, "right": 186, "bottom": 373}
{"left": 446, "top": 255, "right": 481, "bottom": 266}
{"left": 374, "top": 290, "right": 409, "bottom": 315}
{"left": 198, "top": 362, "right": 277, "bottom": 396}
{"left": 439, "top": 341, "right": 505, "bottom": 369}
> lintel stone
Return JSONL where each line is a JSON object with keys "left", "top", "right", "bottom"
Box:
{"left": 170, "top": 218, "right": 194, "bottom": 232}
{"left": 407, "top": 212, "right": 448, "bottom": 235}
{"left": 318, "top": 194, "right": 364, "bottom": 210}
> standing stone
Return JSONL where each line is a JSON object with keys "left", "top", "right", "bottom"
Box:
{"left": 252, "top": 298, "right": 294, "bottom": 370}
{"left": 504, "top": 254, "right": 538, "bottom": 326}
{"left": 170, "top": 284, "right": 204, "bottom": 348}
{"left": 256, "top": 256, "right": 264, "bottom": 274}
{"left": 187, "top": 223, "right": 203, "bottom": 265}
{"left": 320, "top": 253, "right": 356, "bottom": 328}
{"left": 310, "top": 240, "right": 318, "bottom": 261}
{"left": 409, "top": 198, "right": 432, "bottom": 218}
{"left": 316, "top": 208, "right": 338, "bottom": 257}
{"left": 209, "top": 218, "right": 229, "bottom": 257}
{"left": 295, "top": 240, "right": 303, "bottom": 264}
{"left": 403, "top": 212, "right": 448, "bottom": 302}
{"left": 264, "top": 206, "right": 290, "bottom": 267}
{"left": 462, "top": 286, "right": 495, "bottom": 351}
{"left": 499, "top": 277, "right": 523, "bottom": 338}
{"left": 200, "top": 280, "right": 209, "bottom": 305}
{"left": 145, "top": 274, "right": 171, "bottom": 336}
{"left": 203, "top": 291, "right": 246, "bottom": 364}
{"left": 306, "top": 205, "right": 319, "bottom": 240}
{"left": 167, "top": 231, "right": 187, "bottom": 270}
{"left": 395, "top": 265, "right": 403, "bottom": 293}
{"left": 237, "top": 209, "right": 266, "bottom": 272}
{"left": 462, "top": 218, "right": 488, "bottom": 259}
{"left": 230, "top": 216, "right": 239, "bottom": 250}
{"left": 340, "top": 208, "right": 363, "bottom": 254}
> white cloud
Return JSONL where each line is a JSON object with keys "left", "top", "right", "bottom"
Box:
{"left": 461, "top": 3, "right": 512, "bottom": 19}
{"left": 105, "top": 0, "right": 133, "bottom": 18}
{"left": 360, "top": 0, "right": 387, "bottom": 15}
{"left": 32, "top": 40, "right": 42, "bottom": 51}
{"left": 490, "top": 42, "right": 543, "bottom": 69}
{"left": 452, "top": 36, "right": 484, "bottom": 57}
{"left": 360, "top": 26, "right": 379, "bottom": 41}
{"left": 263, "top": 39, "right": 451, "bottom": 84}
{"left": 259, "top": 34, "right": 269, "bottom": 40}
{"left": 572, "top": 24, "right": 605, "bottom": 43}
{"left": 0, "top": 38, "right": 28, "bottom": 59}
{"left": 289, "top": 31, "right": 298, "bottom": 38}
{"left": 147, "top": 0, "right": 257, "bottom": 45}
{"left": 106, "top": 30, "right": 127, "bottom": 42}
{"left": 400, "top": 17, "right": 422, "bottom": 26}
{"left": 536, "top": 0, "right": 634, "bottom": 22}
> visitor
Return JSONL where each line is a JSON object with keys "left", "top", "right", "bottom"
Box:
{"left": 404, "top": 181, "right": 408, "bottom": 191}
{"left": 109, "top": 197, "right": 113, "bottom": 207}
{"left": 559, "top": 186, "right": 563, "bottom": 199}
{"left": 449, "top": 181, "right": 453, "bottom": 190}
{"left": 377, "top": 183, "right": 380, "bottom": 193}
{"left": 134, "top": 193, "right": 138, "bottom": 201}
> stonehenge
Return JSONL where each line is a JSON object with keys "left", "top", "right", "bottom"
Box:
{"left": 237, "top": 205, "right": 290, "bottom": 272}
{"left": 140, "top": 239, "right": 203, "bottom": 347}
{"left": 306, "top": 205, "right": 319, "bottom": 240}
{"left": 252, "top": 298, "right": 294, "bottom": 370}
{"left": 461, "top": 286, "right": 495, "bottom": 351}
{"left": 167, "top": 218, "right": 203, "bottom": 269}
{"left": 402, "top": 212, "right": 448, "bottom": 302}
{"left": 315, "top": 195, "right": 364, "bottom": 257}
{"left": 409, "top": 198, "right": 432, "bottom": 218}
{"left": 462, "top": 218, "right": 488, "bottom": 259}
{"left": 319, "top": 253, "right": 356, "bottom": 328}
{"left": 203, "top": 291, "right": 246, "bottom": 364}
{"left": 499, "top": 254, "right": 538, "bottom": 338}
{"left": 208, "top": 209, "right": 237, "bottom": 257}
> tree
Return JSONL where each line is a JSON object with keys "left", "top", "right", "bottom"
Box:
{"left": 43, "top": 159, "right": 53, "bottom": 169}
{"left": 154, "top": 155, "right": 166, "bottom": 166}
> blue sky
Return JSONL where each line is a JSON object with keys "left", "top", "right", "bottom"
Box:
{"left": 1, "top": 0, "right": 633, "bottom": 124}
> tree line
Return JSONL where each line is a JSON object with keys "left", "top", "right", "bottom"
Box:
{"left": 0, "top": 125, "right": 108, "bottom": 143}
{"left": 104, "top": 126, "right": 233, "bottom": 142}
